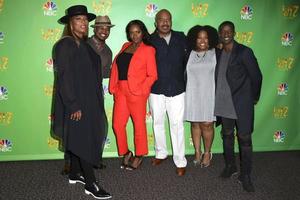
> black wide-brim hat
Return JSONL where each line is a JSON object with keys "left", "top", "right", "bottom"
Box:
{"left": 58, "top": 5, "right": 96, "bottom": 24}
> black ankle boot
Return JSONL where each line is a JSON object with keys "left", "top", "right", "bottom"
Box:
{"left": 85, "top": 182, "right": 112, "bottom": 199}
{"left": 238, "top": 175, "right": 255, "bottom": 192}
{"left": 220, "top": 165, "right": 238, "bottom": 178}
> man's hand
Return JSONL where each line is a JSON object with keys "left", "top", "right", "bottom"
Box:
{"left": 70, "top": 110, "right": 82, "bottom": 121}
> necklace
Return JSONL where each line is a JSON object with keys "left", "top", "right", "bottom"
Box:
{"left": 196, "top": 51, "right": 206, "bottom": 59}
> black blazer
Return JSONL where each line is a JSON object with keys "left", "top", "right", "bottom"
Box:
{"left": 215, "top": 41, "right": 262, "bottom": 133}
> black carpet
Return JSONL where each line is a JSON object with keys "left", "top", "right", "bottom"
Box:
{"left": 0, "top": 151, "right": 299, "bottom": 200}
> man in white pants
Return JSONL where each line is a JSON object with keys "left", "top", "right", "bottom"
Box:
{"left": 149, "top": 9, "right": 187, "bottom": 176}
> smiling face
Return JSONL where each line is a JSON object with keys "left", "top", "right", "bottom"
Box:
{"left": 196, "top": 30, "right": 209, "bottom": 52}
{"left": 70, "top": 15, "right": 88, "bottom": 39}
{"left": 155, "top": 10, "right": 172, "bottom": 37}
{"left": 219, "top": 24, "right": 235, "bottom": 45}
{"left": 129, "top": 24, "right": 143, "bottom": 45}
{"left": 94, "top": 26, "right": 111, "bottom": 42}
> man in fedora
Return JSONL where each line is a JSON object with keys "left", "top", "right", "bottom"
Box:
{"left": 88, "top": 15, "right": 115, "bottom": 79}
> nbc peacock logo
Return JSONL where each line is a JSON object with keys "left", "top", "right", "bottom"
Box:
{"left": 0, "top": 86, "right": 8, "bottom": 100}
{"left": 240, "top": 5, "right": 253, "bottom": 20}
{"left": 281, "top": 32, "right": 294, "bottom": 46}
{"left": 43, "top": 0, "right": 57, "bottom": 16}
{"left": 0, "top": 31, "right": 4, "bottom": 44}
{"left": 145, "top": 3, "right": 158, "bottom": 17}
{"left": 277, "top": 83, "right": 288, "bottom": 96}
{"left": 102, "top": 84, "right": 109, "bottom": 96}
{"left": 104, "top": 137, "right": 111, "bottom": 149}
{"left": 273, "top": 131, "right": 285, "bottom": 143}
{"left": 146, "top": 111, "right": 152, "bottom": 123}
{"left": 45, "top": 58, "right": 53, "bottom": 72}
{"left": 0, "top": 139, "right": 12, "bottom": 152}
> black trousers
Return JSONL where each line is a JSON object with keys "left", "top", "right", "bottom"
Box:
{"left": 221, "top": 117, "right": 253, "bottom": 176}
{"left": 69, "top": 152, "right": 96, "bottom": 186}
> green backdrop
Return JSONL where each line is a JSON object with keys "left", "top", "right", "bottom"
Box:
{"left": 0, "top": 0, "right": 299, "bottom": 161}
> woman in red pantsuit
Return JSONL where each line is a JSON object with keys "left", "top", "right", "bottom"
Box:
{"left": 109, "top": 20, "right": 157, "bottom": 170}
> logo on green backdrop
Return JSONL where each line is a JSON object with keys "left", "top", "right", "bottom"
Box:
{"left": 92, "top": 0, "right": 112, "bottom": 15}
{"left": 0, "top": 0, "right": 4, "bottom": 12}
{"left": 281, "top": 32, "right": 293, "bottom": 46}
{"left": 45, "top": 58, "right": 53, "bottom": 72}
{"left": 273, "top": 106, "right": 288, "bottom": 119}
{"left": 0, "top": 139, "right": 12, "bottom": 152}
{"left": 0, "top": 56, "right": 8, "bottom": 70}
{"left": 282, "top": 5, "right": 299, "bottom": 19}
{"left": 145, "top": 3, "right": 158, "bottom": 17}
{"left": 240, "top": 5, "right": 253, "bottom": 20}
{"left": 277, "top": 57, "right": 295, "bottom": 71}
{"left": 273, "top": 131, "right": 285, "bottom": 143}
{"left": 192, "top": 3, "right": 209, "bottom": 17}
{"left": 0, "top": 31, "right": 4, "bottom": 44}
{"left": 43, "top": 0, "right": 57, "bottom": 16}
{"left": 0, "top": 86, "right": 8, "bottom": 100}
{"left": 0, "top": 112, "right": 13, "bottom": 125}
{"left": 277, "top": 83, "right": 288, "bottom": 96}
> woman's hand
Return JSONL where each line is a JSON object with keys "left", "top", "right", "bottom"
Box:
{"left": 70, "top": 110, "right": 82, "bottom": 121}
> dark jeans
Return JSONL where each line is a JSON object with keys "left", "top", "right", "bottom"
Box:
{"left": 221, "top": 117, "right": 253, "bottom": 176}
{"left": 69, "top": 152, "right": 96, "bottom": 186}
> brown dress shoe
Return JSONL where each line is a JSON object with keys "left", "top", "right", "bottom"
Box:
{"left": 151, "top": 158, "right": 167, "bottom": 166}
{"left": 176, "top": 167, "right": 186, "bottom": 176}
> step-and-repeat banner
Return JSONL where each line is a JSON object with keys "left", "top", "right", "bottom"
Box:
{"left": 0, "top": 0, "right": 299, "bottom": 161}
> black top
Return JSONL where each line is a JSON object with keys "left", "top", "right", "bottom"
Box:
{"left": 116, "top": 52, "right": 133, "bottom": 80}
{"left": 150, "top": 30, "right": 188, "bottom": 97}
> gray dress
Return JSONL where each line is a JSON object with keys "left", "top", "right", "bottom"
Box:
{"left": 184, "top": 49, "right": 216, "bottom": 122}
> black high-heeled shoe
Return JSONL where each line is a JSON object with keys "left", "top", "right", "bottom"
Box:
{"left": 120, "top": 150, "right": 133, "bottom": 169}
{"left": 126, "top": 156, "right": 143, "bottom": 170}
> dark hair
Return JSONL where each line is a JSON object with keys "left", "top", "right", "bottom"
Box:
{"left": 187, "top": 25, "right": 218, "bottom": 51}
{"left": 62, "top": 20, "right": 88, "bottom": 41}
{"left": 125, "top": 20, "right": 151, "bottom": 45}
{"left": 218, "top": 21, "right": 235, "bottom": 33}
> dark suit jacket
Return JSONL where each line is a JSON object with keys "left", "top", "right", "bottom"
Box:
{"left": 215, "top": 41, "right": 262, "bottom": 133}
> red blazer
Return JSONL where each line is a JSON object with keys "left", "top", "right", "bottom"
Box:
{"left": 109, "top": 42, "right": 157, "bottom": 96}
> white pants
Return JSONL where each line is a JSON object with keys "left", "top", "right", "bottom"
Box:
{"left": 149, "top": 93, "right": 187, "bottom": 168}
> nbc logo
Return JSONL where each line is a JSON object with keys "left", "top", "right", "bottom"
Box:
{"left": 273, "top": 131, "right": 285, "bottom": 143}
{"left": 48, "top": 114, "right": 54, "bottom": 125}
{"left": 43, "top": 0, "right": 57, "bottom": 16}
{"left": 146, "top": 111, "right": 152, "bottom": 123}
{"left": 104, "top": 137, "right": 111, "bottom": 149}
{"left": 0, "top": 139, "right": 12, "bottom": 152}
{"left": 281, "top": 32, "right": 293, "bottom": 46}
{"left": 0, "top": 86, "right": 8, "bottom": 100}
{"left": 102, "top": 84, "right": 109, "bottom": 96}
{"left": 0, "top": 31, "right": 4, "bottom": 44}
{"left": 45, "top": 58, "right": 53, "bottom": 72}
{"left": 145, "top": 3, "right": 158, "bottom": 17}
{"left": 277, "top": 83, "right": 288, "bottom": 96}
{"left": 240, "top": 5, "right": 253, "bottom": 20}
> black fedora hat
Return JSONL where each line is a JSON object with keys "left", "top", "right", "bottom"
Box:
{"left": 58, "top": 5, "right": 96, "bottom": 24}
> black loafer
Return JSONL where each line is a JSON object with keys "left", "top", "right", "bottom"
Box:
{"left": 85, "top": 182, "right": 112, "bottom": 199}
{"left": 69, "top": 173, "right": 85, "bottom": 185}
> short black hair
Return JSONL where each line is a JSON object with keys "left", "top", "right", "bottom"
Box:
{"left": 218, "top": 21, "right": 235, "bottom": 32}
{"left": 187, "top": 25, "right": 218, "bottom": 51}
{"left": 125, "top": 20, "right": 151, "bottom": 45}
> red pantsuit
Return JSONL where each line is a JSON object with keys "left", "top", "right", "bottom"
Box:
{"left": 109, "top": 42, "right": 157, "bottom": 156}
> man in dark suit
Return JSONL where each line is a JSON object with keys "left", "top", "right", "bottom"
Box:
{"left": 215, "top": 21, "right": 262, "bottom": 192}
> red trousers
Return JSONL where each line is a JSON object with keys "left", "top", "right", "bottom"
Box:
{"left": 112, "top": 81, "right": 148, "bottom": 156}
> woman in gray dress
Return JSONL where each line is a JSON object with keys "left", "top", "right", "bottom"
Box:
{"left": 184, "top": 25, "right": 218, "bottom": 167}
